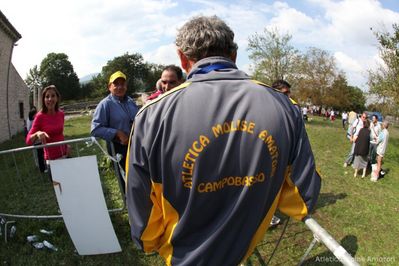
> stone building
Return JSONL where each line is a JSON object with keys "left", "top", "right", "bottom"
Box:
{"left": 0, "top": 10, "right": 29, "bottom": 143}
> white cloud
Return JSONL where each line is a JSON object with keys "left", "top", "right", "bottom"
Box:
{"left": 268, "top": 1, "right": 316, "bottom": 34}
{"left": 143, "top": 44, "right": 180, "bottom": 66}
{"left": 334, "top": 52, "right": 362, "bottom": 72}
{"left": 2, "top": 0, "right": 399, "bottom": 92}
{"left": 3, "top": 0, "right": 184, "bottom": 78}
{"left": 334, "top": 51, "right": 366, "bottom": 88}
{"left": 300, "top": 0, "right": 399, "bottom": 89}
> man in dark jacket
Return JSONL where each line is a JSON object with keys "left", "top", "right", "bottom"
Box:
{"left": 126, "top": 15, "right": 321, "bottom": 266}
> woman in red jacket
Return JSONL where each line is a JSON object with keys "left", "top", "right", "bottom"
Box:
{"left": 26, "top": 85, "right": 69, "bottom": 164}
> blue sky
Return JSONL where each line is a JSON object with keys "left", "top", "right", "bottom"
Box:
{"left": 2, "top": 0, "right": 399, "bottom": 90}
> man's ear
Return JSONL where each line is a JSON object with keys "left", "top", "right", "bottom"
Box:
{"left": 230, "top": 51, "right": 237, "bottom": 63}
{"left": 177, "top": 49, "right": 192, "bottom": 74}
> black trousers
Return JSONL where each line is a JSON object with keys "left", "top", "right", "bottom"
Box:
{"left": 107, "top": 142, "right": 128, "bottom": 197}
{"left": 34, "top": 143, "right": 46, "bottom": 173}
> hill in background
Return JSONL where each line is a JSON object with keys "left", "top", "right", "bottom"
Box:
{"left": 79, "top": 73, "right": 99, "bottom": 84}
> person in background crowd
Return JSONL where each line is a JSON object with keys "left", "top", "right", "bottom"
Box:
{"left": 26, "top": 106, "right": 37, "bottom": 133}
{"left": 270, "top": 79, "right": 296, "bottom": 226}
{"left": 26, "top": 85, "right": 69, "bottom": 172}
{"left": 352, "top": 119, "right": 370, "bottom": 178}
{"left": 344, "top": 112, "right": 367, "bottom": 167}
{"left": 126, "top": 15, "right": 321, "bottom": 266}
{"left": 146, "top": 79, "right": 163, "bottom": 101}
{"left": 348, "top": 110, "right": 357, "bottom": 125}
{"left": 160, "top": 65, "right": 184, "bottom": 92}
{"left": 91, "top": 71, "right": 138, "bottom": 193}
{"left": 324, "top": 109, "right": 330, "bottom": 120}
{"left": 147, "top": 65, "right": 184, "bottom": 101}
{"left": 369, "top": 114, "right": 381, "bottom": 167}
{"left": 372, "top": 120, "right": 390, "bottom": 182}
{"left": 302, "top": 106, "right": 308, "bottom": 121}
{"left": 25, "top": 105, "right": 45, "bottom": 171}
{"left": 271, "top": 79, "right": 291, "bottom": 96}
{"left": 330, "top": 109, "right": 335, "bottom": 122}
{"left": 342, "top": 111, "right": 348, "bottom": 129}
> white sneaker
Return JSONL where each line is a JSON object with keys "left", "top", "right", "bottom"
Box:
{"left": 270, "top": 216, "right": 281, "bottom": 226}
{"left": 343, "top": 163, "right": 348, "bottom": 167}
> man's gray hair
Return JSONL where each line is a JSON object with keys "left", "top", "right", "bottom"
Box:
{"left": 176, "top": 15, "right": 238, "bottom": 61}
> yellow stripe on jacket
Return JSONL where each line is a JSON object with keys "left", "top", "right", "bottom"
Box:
{"left": 278, "top": 166, "right": 308, "bottom": 220}
{"left": 141, "top": 181, "right": 179, "bottom": 266}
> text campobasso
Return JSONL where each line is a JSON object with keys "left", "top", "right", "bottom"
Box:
{"left": 180, "top": 120, "right": 279, "bottom": 192}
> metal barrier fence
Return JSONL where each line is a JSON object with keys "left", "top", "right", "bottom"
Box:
{"left": 301, "top": 216, "right": 359, "bottom": 266}
{"left": 255, "top": 216, "right": 359, "bottom": 266}
{"left": 0, "top": 137, "right": 125, "bottom": 223}
{"left": 1, "top": 138, "right": 359, "bottom": 264}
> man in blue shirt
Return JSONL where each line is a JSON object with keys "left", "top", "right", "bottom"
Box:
{"left": 91, "top": 71, "right": 138, "bottom": 192}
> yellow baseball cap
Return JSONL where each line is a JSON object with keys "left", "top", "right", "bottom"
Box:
{"left": 108, "top": 71, "right": 126, "bottom": 84}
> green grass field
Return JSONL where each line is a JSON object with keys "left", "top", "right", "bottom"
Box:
{"left": 0, "top": 114, "right": 397, "bottom": 265}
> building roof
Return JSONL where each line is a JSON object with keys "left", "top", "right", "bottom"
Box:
{"left": 0, "top": 9, "right": 22, "bottom": 42}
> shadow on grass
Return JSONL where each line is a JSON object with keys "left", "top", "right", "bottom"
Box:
{"left": 256, "top": 217, "right": 309, "bottom": 248}
{"left": 316, "top": 192, "right": 347, "bottom": 209}
{"left": 301, "top": 235, "right": 358, "bottom": 265}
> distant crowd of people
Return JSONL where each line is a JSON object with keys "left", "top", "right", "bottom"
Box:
{"left": 284, "top": 105, "right": 339, "bottom": 123}
{"left": 344, "top": 112, "right": 390, "bottom": 182}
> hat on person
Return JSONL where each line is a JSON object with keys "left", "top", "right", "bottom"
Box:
{"left": 109, "top": 71, "right": 126, "bottom": 84}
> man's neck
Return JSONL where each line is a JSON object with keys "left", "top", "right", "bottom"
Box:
{"left": 111, "top": 94, "right": 126, "bottom": 101}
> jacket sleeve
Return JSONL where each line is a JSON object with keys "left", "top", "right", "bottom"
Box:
{"left": 90, "top": 100, "right": 117, "bottom": 141}
{"left": 125, "top": 115, "right": 165, "bottom": 252}
{"left": 26, "top": 113, "right": 42, "bottom": 145}
{"left": 277, "top": 112, "right": 321, "bottom": 220}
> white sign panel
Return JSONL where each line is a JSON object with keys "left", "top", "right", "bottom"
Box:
{"left": 50, "top": 156, "right": 122, "bottom": 255}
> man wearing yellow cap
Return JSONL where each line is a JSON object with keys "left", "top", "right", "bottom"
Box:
{"left": 91, "top": 71, "right": 138, "bottom": 193}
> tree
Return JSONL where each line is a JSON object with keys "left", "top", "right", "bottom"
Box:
{"left": 324, "top": 74, "right": 347, "bottom": 110}
{"left": 247, "top": 28, "right": 340, "bottom": 107}
{"left": 247, "top": 28, "right": 301, "bottom": 85}
{"left": 294, "top": 47, "right": 338, "bottom": 107}
{"left": 89, "top": 53, "right": 164, "bottom": 97}
{"left": 102, "top": 53, "right": 148, "bottom": 94}
{"left": 25, "top": 65, "right": 45, "bottom": 106}
{"left": 40, "top": 53, "right": 80, "bottom": 100}
{"left": 25, "top": 65, "right": 45, "bottom": 91}
{"left": 346, "top": 85, "right": 366, "bottom": 112}
{"left": 79, "top": 80, "right": 98, "bottom": 100}
{"left": 368, "top": 23, "right": 399, "bottom": 115}
{"left": 325, "top": 74, "right": 365, "bottom": 112}
{"left": 145, "top": 63, "right": 165, "bottom": 92}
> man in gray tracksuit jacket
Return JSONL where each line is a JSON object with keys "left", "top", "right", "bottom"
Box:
{"left": 126, "top": 15, "right": 321, "bottom": 266}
